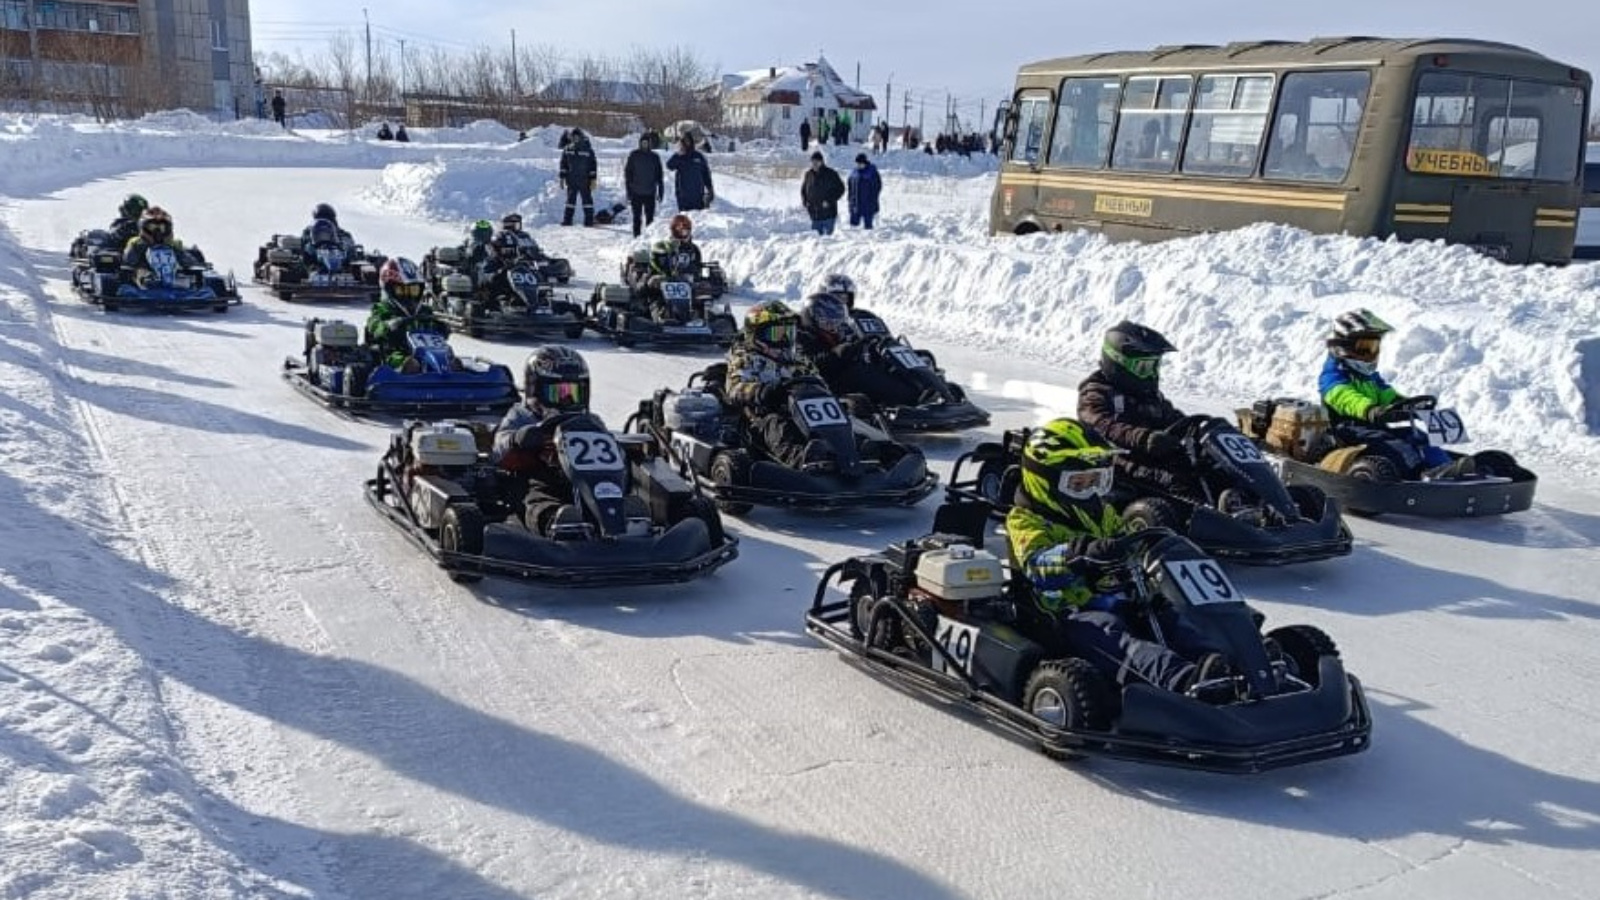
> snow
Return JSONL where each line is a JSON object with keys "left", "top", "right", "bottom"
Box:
{"left": 2, "top": 112, "right": 1599, "bottom": 899}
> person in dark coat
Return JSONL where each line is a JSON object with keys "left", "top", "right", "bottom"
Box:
{"left": 847, "top": 153, "right": 883, "bottom": 229}
{"left": 376, "top": 122, "right": 394, "bottom": 140}
{"left": 270, "top": 90, "right": 286, "bottom": 128}
{"left": 395, "top": 124, "right": 409, "bottom": 142}
{"left": 623, "top": 136, "right": 665, "bottom": 238}
{"left": 800, "top": 151, "right": 845, "bottom": 235}
{"left": 799, "top": 119, "right": 812, "bottom": 151}
{"left": 666, "top": 136, "right": 714, "bottom": 212}
{"left": 559, "top": 127, "right": 598, "bottom": 226}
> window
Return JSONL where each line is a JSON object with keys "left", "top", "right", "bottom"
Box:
{"left": 1181, "top": 74, "right": 1273, "bottom": 176}
{"left": 1584, "top": 161, "right": 1600, "bottom": 194}
{"left": 813, "top": 85, "right": 824, "bottom": 98}
{"left": 1407, "top": 71, "right": 1584, "bottom": 182}
{"left": 1264, "top": 71, "right": 1370, "bottom": 183}
{"left": 2, "top": 1, "right": 24, "bottom": 30}
{"left": 12, "top": 1, "right": 138, "bottom": 34}
{"left": 1010, "top": 93, "right": 1052, "bottom": 165}
{"left": 781, "top": 106, "right": 791, "bottom": 120}
{"left": 1048, "top": 76, "right": 1119, "bottom": 168}
{"left": 211, "top": 19, "right": 226, "bottom": 51}
{"left": 1110, "top": 76, "right": 1191, "bottom": 173}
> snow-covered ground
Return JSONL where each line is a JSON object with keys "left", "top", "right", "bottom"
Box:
{"left": 2, "top": 115, "right": 1599, "bottom": 899}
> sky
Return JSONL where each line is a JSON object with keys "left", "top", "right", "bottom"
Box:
{"left": 251, "top": 0, "right": 1600, "bottom": 129}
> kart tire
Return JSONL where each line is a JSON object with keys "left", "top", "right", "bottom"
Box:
{"left": 974, "top": 459, "right": 1014, "bottom": 506}
{"left": 1265, "top": 624, "right": 1338, "bottom": 688}
{"left": 278, "top": 289, "right": 295, "bottom": 302}
{"left": 1346, "top": 455, "right": 1401, "bottom": 517}
{"left": 1286, "top": 484, "right": 1329, "bottom": 520}
{"left": 848, "top": 574, "right": 898, "bottom": 647}
{"left": 843, "top": 393, "right": 877, "bottom": 419}
{"left": 1023, "top": 658, "right": 1112, "bottom": 761}
{"left": 557, "top": 276, "right": 571, "bottom": 285}
{"left": 681, "top": 495, "right": 726, "bottom": 546}
{"left": 1472, "top": 449, "right": 1518, "bottom": 478}
{"left": 440, "top": 504, "right": 486, "bottom": 584}
{"left": 1121, "top": 497, "right": 1183, "bottom": 532}
{"left": 709, "top": 449, "right": 753, "bottom": 516}
{"left": 345, "top": 363, "right": 370, "bottom": 398}
{"left": 213, "top": 303, "right": 229, "bottom": 313}
{"left": 563, "top": 321, "right": 587, "bottom": 340}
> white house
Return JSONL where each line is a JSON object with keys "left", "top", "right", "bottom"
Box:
{"left": 721, "top": 55, "right": 877, "bottom": 141}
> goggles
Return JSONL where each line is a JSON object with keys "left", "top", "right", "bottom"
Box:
{"left": 1346, "top": 337, "right": 1383, "bottom": 363}
{"left": 1058, "top": 466, "right": 1114, "bottom": 500}
{"left": 143, "top": 221, "right": 171, "bottom": 237}
{"left": 1105, "top": 344, "right": 1160, "bottom": 380}
{"left": 539, "top": 381, "right": 587, "bottom": 408}
{"left": 755, "top": 322, "right": 796, "bottom": 346}
{"left": 502, "top": 216, "right": 523, "bottom": 229}
{"left": 392, "top": 282, "right": 424, "bottom": 301}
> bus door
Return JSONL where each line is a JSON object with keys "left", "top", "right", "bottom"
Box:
{"left": 1446, "top": 181, "right": 1539, "bottom": 262}
{"left": 997, "top": 91, "right": 1052, "bottom": 231}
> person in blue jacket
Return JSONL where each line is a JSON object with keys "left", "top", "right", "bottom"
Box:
{"left": 666, "top": 135, "right": 715, "bottom": 212}
{"left": 847, "top": 153, "right": 883, "bottom": 229}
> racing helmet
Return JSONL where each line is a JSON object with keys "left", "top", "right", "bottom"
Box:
{"left": 1018, "top": 418, "right": 1118, "bottom": 519}
{"left": 524, "top": 345, "right": 590, "bottom": 414}
{"left": 1325, "top": 308, "right": 1393, "bottom": 376}
{"left": 812, "top": 272, "right": 857, "bottom": 309}
{"left": 309, "top": 218, "right": 340, "bottom": 246}
{"left": 312, "top": 202, "right": 338, "bottom": 223}
{"left": 492, "top": 231, "right": 521, "bottom": 259}
{"left": 500, "top": 212, "right": 523, "bottom": 232}
{"left": 669, "top": 213, "right": 693, "bottom": 241}
{"left": 630, "top": 247, "right": 653, "bottom": 267}
{"left": 470, "top": 219, "right": 494, "bottom": 244}
{"left": 799, "top": 292, "right": 855, "bottom": 349}
{"left": 119, "top": 193, "right": 149, "bottom": 221}
{"left": 379, "top": 256, "right": 425, "bottom": 305}
{"left": 744, "top": 299, "right": 798, "bottom": 352}
{"left": 1100, "top": 320, "right": 1176, "bottom": 394}
{"left": 139, "top": 207, "right": 172, "bottom": 242}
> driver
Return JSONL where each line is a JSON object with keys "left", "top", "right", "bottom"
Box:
{"left": 1008, "top": 418, "right": 1230, "bottom": 698}
{"left": 107, "top": 193, "right": 149, "bottom": 251}
{"left": 300, "top": 202, "right": 355, "bottom": 254}
{"left": 1077, "top": 320, "right": 1220, "bottom": 501}
{"left": 366, "top": 257, "right": 448, "bottom": 372}
{"left": 646, "top": 213, "right": 704, "bottom": 322}
{"left": 478, "top": 231, "right": 531, "bottom": 308}
{"left": 493, "top": 346, "right": 594, "bottom": 537}
{"left": 725, "top": 300, "right": 836, "bottom": 474}
{"left": 122, "top": 207, "right": 191, "bottom": 287}
{"left": 1320, "top": 308, "right": 1474, "bottom": 480}
{"left": 301, "top": 217, "right": 347, "bottom": 272}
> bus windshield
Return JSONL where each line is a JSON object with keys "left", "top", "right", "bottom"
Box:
{"left": 1407, "top": 71, "right": 1585, "bottom": 182}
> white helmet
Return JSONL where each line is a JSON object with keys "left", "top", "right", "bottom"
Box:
{"left": 812, "top": 272, "right": 857, "bottom": 308}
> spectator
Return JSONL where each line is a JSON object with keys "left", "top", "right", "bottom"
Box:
{"left": 800, "top": 118, "right": 812, "bottom": 151}
{"left": 624, "top": 135, "right": 665, "bottom": 239}
{"left": 801, "top": 151, "right": 845, "bottom": 236}
{"left": 666, "top": 136, "right": 715, "bottom": 212}
{"left": 395, "top": 124, "right": 410, "bottom": 143}
{"left": 559, "top": 127, "right": 598, "bottom": 227}
{"left": 376, "top": 122, "right": 394, "bottom": 141}
{"left": 270, "top": 89, "right": 286, "bottom": 128}
{"left": 847, "top": 153, "right": 882, "bottom": 230}
{"left": 834, "top": 110, "right": 852, "bottom": 146}
{"left": 517, "top": 130, "right": 528, "bottom": 142}
{"left": 558, "top": 129, "right": 572, "bottom": 150}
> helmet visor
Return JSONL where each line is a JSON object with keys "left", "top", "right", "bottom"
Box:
{"left": 539, "top": 380, "right": 587, "bottom": 409}
{"left": 392, "top": 282, "right": 424, "bottom": 301}
{"left": 755, "top": 321, "right": 796, "bottom": 346}
{"left": 1106, "top": 344, "right": 1160, "bottom": 380}
{"left": 1346, "top": 337, "right": 1382, "bottom": 363}
{"left": 143, "top": 221, "right": 171, "bottom": 239}
{"left": 1058, "top": 466, "right": 1114, "bottom": 500}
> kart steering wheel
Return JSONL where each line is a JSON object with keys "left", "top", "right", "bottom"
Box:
{"left": 1391, "top": 394, "right": 1437, "bottom": 412}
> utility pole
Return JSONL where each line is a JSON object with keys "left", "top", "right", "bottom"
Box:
{"left": 918, "top": 95, "right": 925, "bottom": 136}
{"left": 885, "top": 74, "right": 893, "bottom": 128}
{"left": 398, "top": 39, "right": 406, "bottom": 99}
{"left": 510, "top": 28, "right": 519, "bottom": 97}
{"left": 26, "top": 0, "right": 39, "bottom": 104}
{"left": 903, "top": 92, "right": 913, "bottom": 136}
{"left": 855, "top": 61, "right": 860, "bottom": 89}
{"left": 362, "top": 8, "right": 372, "bottom": 104}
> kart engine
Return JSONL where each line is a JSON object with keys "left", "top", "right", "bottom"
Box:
{"left": 911, "top": 543, "right": 1004, "bottom": 605}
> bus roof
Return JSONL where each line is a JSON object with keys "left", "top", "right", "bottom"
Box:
{"left": 1018, "top": 36, "right": 1572, "bottom": 74}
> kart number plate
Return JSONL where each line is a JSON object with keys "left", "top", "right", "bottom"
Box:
{"left": 796, "top": 396, "right": 848, "bottom": 427}
{"left": 932, "top": 616, "right": 980, "bottom": 677}
{"left": 562, "top": 432, "right": 624, "bottom": 471}
{"left": 1215, "top": 432, "right": 1265, "bottom": 465}
{"left": 855, "top": 316, "right": 888, "bottom": 335}
{"left": 1163, "top": 559, "right": 1239, "bottom": 606}
{"left": 661, "top": 281, "right": 693, "bottom": 301}
{"left": 411, "top": 332, "right": 450, "bottom": 350}
{"left": 887, "top": 345, "right": 928, "bottom": 370}
{"left": 1419, "top": 408, "right": 1469, "bottom": 445}
{"left": 509, "top": 270, "right": 540, "bottom": 287}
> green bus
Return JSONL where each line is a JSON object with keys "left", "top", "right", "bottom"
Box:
{"left": 992, "top": 37, "right": 1592, "bottom": 264}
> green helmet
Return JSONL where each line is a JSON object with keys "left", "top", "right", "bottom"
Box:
{"left": 1018, "top": 418, "right": 1119, "bottom": 519}
{"left": 1099, "top": 320, "right": 1176, "bottom": 393}
{"left": 119, "top": 193, "right": 149, "bottom": 220}
{"left": 470, "top": 219, "right": 494, "bottom": 243}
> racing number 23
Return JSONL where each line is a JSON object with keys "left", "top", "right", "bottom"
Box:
{"left": 562, "top": 433, "right": 622, "bottom": 470}
{"left": 1163, "top": 559, "right": 1237, "bottom": 605}
{"left": 796, "top": 396, "right": 848, "bottom": 426}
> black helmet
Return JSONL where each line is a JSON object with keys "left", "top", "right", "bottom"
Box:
{"left": 119, "top": 193, "right": 149, "bottom": 220}
{"left": 312, "top": 202, "right": 338, "bottom": 223}
{"left": 493, "top": 231, "right": 521, "bottom": 258}
{"left": 798, "top": 292, "right": 855, "bottom": 349}
{"left": 524, "top": 345, "right": 590, "bottom": 414}
{"left": 500, "top": 212, "right": 523, "bottom": 232}
{"left": 1099, "top": 320, "right": 1176, "bottom": 393}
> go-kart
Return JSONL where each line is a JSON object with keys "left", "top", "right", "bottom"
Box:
{"left": 1237, "top": 395, "right": 1537, "bottom": 517}
{"left": 806, "top": 502, "right": 1371, "bottom": 773}
{"left": 817, "top": 308, "right": 990, "bottom": 434}
{"left": 282, "top": 317, "right": 519, "bottom": 416}
{"left": 627, "top": 365, "right": 939, "bottom": 515}
{"left": 423, "top": 248, "right": 587, "bottom": 340}
{"left": 69, "top": 231, "right": 239, "bottom": 313}
{"left": 365, "top": 416, "right": 738, "bottom": 586}
{"left": 252, "top": 231, "right": 382, "bottom": 302}
{"left": 946, "top": 416, "right": 1352, "bottom": 566}
{"left": 588, "top": 276, "right": 737, "bottom": 349}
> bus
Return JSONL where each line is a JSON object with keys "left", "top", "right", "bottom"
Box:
{"left": 991, "top": 37, "right": 1592, "bottom": 264}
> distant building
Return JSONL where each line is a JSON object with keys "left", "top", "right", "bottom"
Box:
{"left": 0, "top": 0, "right": 254, "bottom": 118}
{"left": 721, "top": 55, "right": 877, "bottom": 140}
{"left": 537, "top": 77, "right": 652, "bottom": 107}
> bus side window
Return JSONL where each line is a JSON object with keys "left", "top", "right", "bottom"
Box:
{"left": 1010, "top": 95, "right": 1051, "bottom": 165}
{"left": 1264, "top": 71, "right": 1370, "bottom": 183}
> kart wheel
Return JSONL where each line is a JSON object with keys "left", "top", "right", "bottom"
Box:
{"left": 1265, "top": 624, "right": 1338, "bottom": 688}
{"left": 681, "top": 495, "right": 726, "bottom": 546}
{"left": 974, "top": 459, "right": 1010, "bottom": 505}
{"left": 1023, "top": 658, "right": 1112, "bottom": 761}
{"left": 303, "top": 319, "right": 320, "bottom": 355}
{"left": 1121, "top": 497, "right": 1182, "bottom": 532}
{"left": 440, "top": 504, "right": 486, "bottom": 584}
{"left": 345, "top": 363, "right": 370, "bottom": 398}
{"left": 843, "top": 393, "right": 878, "bottom": 419}
{"left": 563, "top": 321, "right": 586, "bottom": 340}
{"left": 213, "top": 303, "right": 229, "bottom": 313}
{"left": 1286, "top": 484, "right": 1329, "bottom": 519}
{"left": 1472, "top": 450, "right": 1518, "bottom": 478}
{"left": 848, "top": 575, "right": 898, "bottom": 646}
{"left": 1346, "top": 455, "right": 1401, "bottom": 517}
{"left": 557, "top": 276, "right": 571, "bottom": 285}
{"left": 278, "top": 289, "right": 294, "bottom": 302}
{"left": 709, "top": 450, "right": 753, "bottom": 516}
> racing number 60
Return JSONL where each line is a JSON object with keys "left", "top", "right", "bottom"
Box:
{"left": 796, "top": 396, "right": 847, "bottom": 426}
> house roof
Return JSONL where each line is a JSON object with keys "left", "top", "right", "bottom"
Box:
{"left": 724, "top": 56, "right": 877, "bottom": 111}
{"left": 537, "top": 78, "right": 650, "bottom": 106}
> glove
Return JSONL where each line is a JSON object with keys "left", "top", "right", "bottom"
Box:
{"left": 705, "top": 190, "right": 715, "bottom": 205}
{"left": 560, "top": 178, "right": 568, "bottom": 190}
{"left": 588, "top": 177, "right": 597, "bottom": 190}
{"left": 133, "top": 268, "right": 152, "bottom": 288}
{"left": 1143, "top": 430, "right": 1184, "bottom": 462}
{"left": 757, "top": 382, "right": 785, "bottom": 410}
{"left": 1364, "top": 403, "right": 1392, "bottom": 423}
{"left": 1083, "top": 537, "right": 1124, "bottom": 561}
